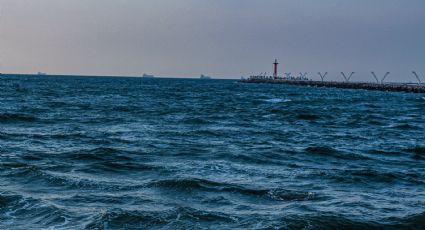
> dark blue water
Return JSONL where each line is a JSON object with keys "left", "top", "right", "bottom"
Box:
{"left": 1, "top": 75, "right": 424, "bottom": 229}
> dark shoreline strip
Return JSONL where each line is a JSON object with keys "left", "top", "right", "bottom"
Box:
{"left": 240, "top": 79, "right": 425, "bottom": 93}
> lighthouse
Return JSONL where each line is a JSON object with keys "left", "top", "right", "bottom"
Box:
{"left": 273, "top": 59, "right": 279, "bottom": 79}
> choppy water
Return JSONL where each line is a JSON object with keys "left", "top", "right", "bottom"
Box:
{"left": 1, "top": 75, "right": 424, "bottom": 229}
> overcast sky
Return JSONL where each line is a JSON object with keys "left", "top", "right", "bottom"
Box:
{"left": 0, "top": 0, "right": 424, "bottom": 81}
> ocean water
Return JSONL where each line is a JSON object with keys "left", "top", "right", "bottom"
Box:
{"left": 0, "top": 75, "right": 424, "bottom": 229}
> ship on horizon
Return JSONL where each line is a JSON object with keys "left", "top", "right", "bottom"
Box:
{"left": 142, "top": 73, "right": 155, "bottom": 78}
{"left": 200, "top": 74, "right": 211, "bottom": 79}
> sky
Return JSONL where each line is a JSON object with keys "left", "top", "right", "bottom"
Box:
{"left": 0, "top": 0, "right": 424, "bottom": 81}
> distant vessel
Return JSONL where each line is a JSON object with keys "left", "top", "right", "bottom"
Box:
{"left": 200, "top": 74, "right": 211, "bottom": 79}
{"left": 37, "top": 72, "right": 47, "bottom": 76}
{"left": 142, "top": 73, "right": 155, "bottom": 78}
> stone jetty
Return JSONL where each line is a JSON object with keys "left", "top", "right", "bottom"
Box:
{"left": 240, "top": 78, "right": 425, "bottom": 94}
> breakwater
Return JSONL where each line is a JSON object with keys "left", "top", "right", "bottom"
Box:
{"left": 240, "top": 78, "right": 425, "bottom": 93}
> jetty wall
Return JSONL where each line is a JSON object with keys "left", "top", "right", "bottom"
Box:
{"left": 240, "top": 79, "right": 425, "bottom": 93}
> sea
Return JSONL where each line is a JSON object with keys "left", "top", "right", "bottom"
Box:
{"left": 0, "top": 75, "right": 424, "bottom": 229}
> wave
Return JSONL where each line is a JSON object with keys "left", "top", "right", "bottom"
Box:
{"left": 3, "top": 164, "right": 138, "bottom": 191}
{"left": 239, "top": 212, "right": 424, "bottom": 229}
{"left": 152, "top": 178, "right": 224, "bottom": 190}
{"left": 0, "top": 113, "right": 37, "bottom": 122}
{"left": 0, "top": 193, "right": 71, "bottom": 229}
{"left": 0, "top": 193, "right": 22, "bottom": 208}
{"left": 305, "top": 146, "right": 368, "bottom": 160}
{"left": 13, "top": 85, "right": 29, "bottom": 93}
{"left": 3, "top": 193, "right": 423, "bottom": 230}
{"left": 64, "top": 147, "right": 134, "bottom": 161}
{"left": 263, "top": 98, "right": 292, "bottom": 103}
{"left": 151, "top": 178, "right": 316, "bottom": 201}
{"left": 406, "top": 146, "right": 425, "bottom": 159}
{"left": 182, "top": 117, "right": 212, "bottom": 125}
{"left": 393, "top": 212, "right": 425, "bottom": 230}
{"left": 59, "top": 147, "right": 162, "bottom": 173}
{"left": 276, "top": 215, "right": 380, "bottom": 230}
{"left": 233, "top": 153, "right": 287, "bottom": 166}
{"left": 330, "top": 169, "right": 423, "bottom": 185}
{"left": 0, "top": 132, "right": 90, "bottom": 142}
{"left": 85, "top": 207, "right": 236, "bottom": 229}
{"left": 296, "top": 113, "right": 320, "bottom": 121}
{"left": 47, "top": 101, "right": 68, "bottom": 108}
{"left": 367, "top": 149, "right": 404, "bottom": 157}
{"left": 346, "top": 169, "right": 399, "bottom": 183}
{"left": 267, "top": 108, "right": 324, "bottom": 122}
{"left": 91, "top": 161, "right": 160, "bottom": 173}
{"left": 188, "top": 129, "right": 223, "bottom": 137}
{"left": 112, "top": 105, "right": 141, "bottom": 112}
{"left": 389, "top": 123, "right": 423, "bottom": 130}
{"left": 67, "top": 194, "right": 152, "bottom": 206}
{"left": 84, "top": 208, "right": 425, "bottom": 229}
{"left": 50, "top": 132, "right": 89, "bottom": 140}
{"left": 370, "top": 146, "right": 425, "bottom": 159}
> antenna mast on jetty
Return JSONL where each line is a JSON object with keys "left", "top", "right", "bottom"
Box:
{"left": 318, "top": 72, "right": 328, "bottom": 82}
{"left": 341, "top": 72, "right": 355, "bottom": 82}
{"left": 371, "top": 72, "right": 390, "bottom": 84}
{"left": 371, "top": 72, "right": 379, "bottom": 83}
{"left": 412, "top": 71, "right": 422, "bottom": 84}
{"left": 299, "top": 72, "right": 308, "bottom": 80}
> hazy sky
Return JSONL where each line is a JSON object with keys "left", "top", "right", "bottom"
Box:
{"left": 1, "top": 0, "right": 424, "bottom": 81}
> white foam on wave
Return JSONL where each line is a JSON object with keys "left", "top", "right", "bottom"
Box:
{"left": 264, "top": 98, "right": 292, "bottom": 103}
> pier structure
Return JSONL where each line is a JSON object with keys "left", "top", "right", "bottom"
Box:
{"left": 242, "top": 60, "right": 425, "bottom": 93}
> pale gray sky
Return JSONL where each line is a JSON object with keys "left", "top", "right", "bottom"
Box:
{"left": 0, "top": 0, "right": 424, "bottom": 81}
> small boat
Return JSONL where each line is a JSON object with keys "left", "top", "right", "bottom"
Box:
{"left": 37, "top": 72, "right": 47, "bottom": 76}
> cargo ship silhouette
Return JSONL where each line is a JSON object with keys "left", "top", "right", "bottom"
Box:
{"left": 142, "top": 73, "right": 155, "bottom": 78}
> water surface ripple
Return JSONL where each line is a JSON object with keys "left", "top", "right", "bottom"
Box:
{"left": 1, "top": 75, "right": 424, "bottom": 229}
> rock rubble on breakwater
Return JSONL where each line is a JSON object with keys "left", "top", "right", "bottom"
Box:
{"left": 240, "top": 79, "right": 425, "bottom": 93}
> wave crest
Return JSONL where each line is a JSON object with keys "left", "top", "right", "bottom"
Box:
{"left": 151, "top": 178, "right": 317, "bottom": 201}
{"left": 85, "top": 207, "right": 235, "bottom": 229}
